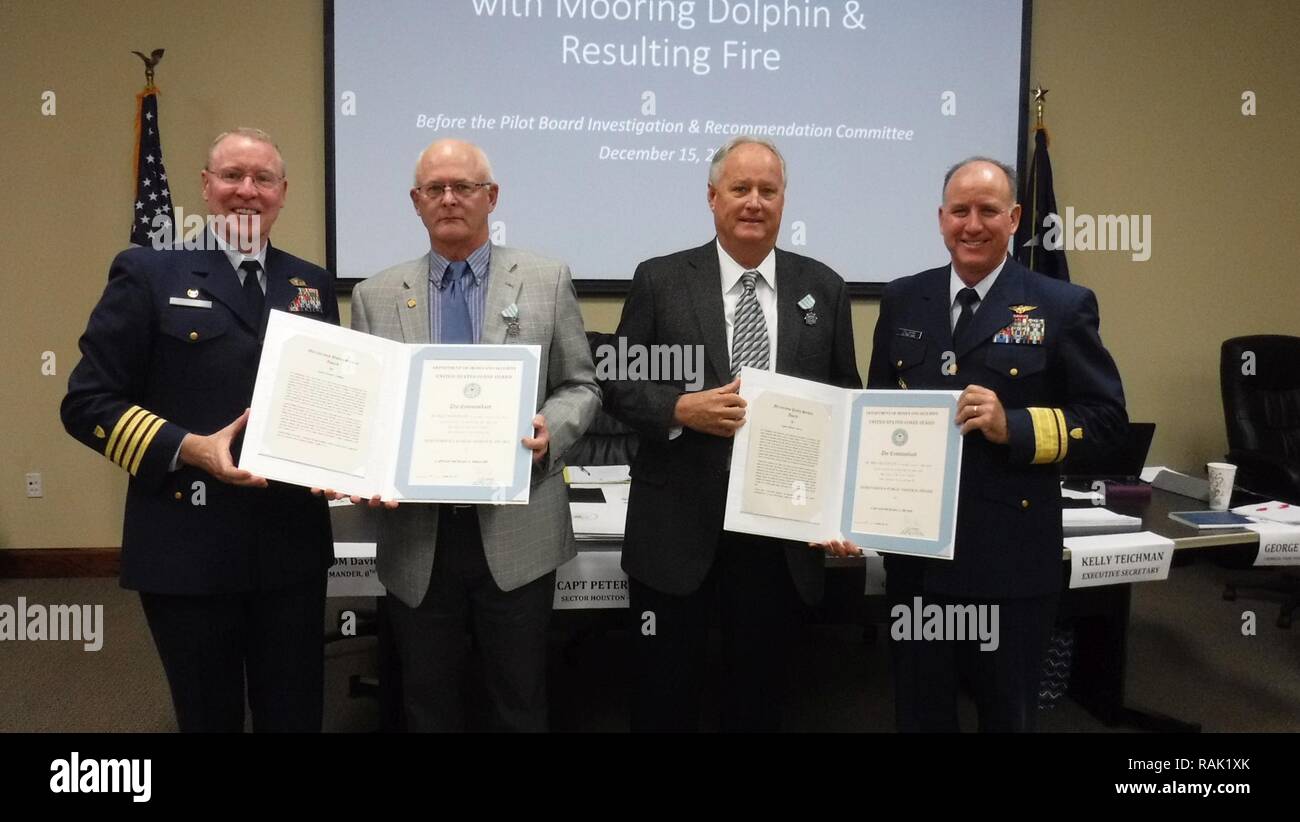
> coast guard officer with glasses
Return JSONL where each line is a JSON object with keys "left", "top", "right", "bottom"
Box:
{"left": 62, "top": 127, "right": 338, "bottom": 732}
{"left": 349, "top": 139, "right": 599, "bottom": 731}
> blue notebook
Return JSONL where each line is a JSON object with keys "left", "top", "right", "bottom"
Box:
{"left": 1168, "top": 511, "right": 1254, "bottom": 529}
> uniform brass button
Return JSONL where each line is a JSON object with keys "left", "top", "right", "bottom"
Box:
{"left": 174, "top": 491, "right": 183, "bottom": 500}
{"left": 896, "top": 359, "right": 903, "bottom": 368}
{"left": 950, "top": 364, "right": 958, "bottom": 375}
{"left": 1010, "top": 367, "right": 1019, "bottom": 376}
{"left": 1021, "top": 499, "right": 1030, "bottom": 509}
{"left": 189, "top": 331, "right": 199, "bottom": 341}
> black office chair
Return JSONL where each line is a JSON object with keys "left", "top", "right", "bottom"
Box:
{"left": 565, "top": 330, "right": 639, "bottom": 467}
{"left": 1219, "top": 335, "right": 1300, "bottom": 628}
{"left": 554, "top": 331, "right": 640, "bottom": 665}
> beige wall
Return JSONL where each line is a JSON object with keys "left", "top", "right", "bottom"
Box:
{"left": 3, "top": 0, "right": 1298, "bottom": 548}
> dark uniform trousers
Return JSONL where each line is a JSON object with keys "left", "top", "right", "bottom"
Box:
{"left": 140, "top": 576, "right": 326, "bottom": 733}
{"left": 886, "top": 581, "right": 1059, "bottom": 733}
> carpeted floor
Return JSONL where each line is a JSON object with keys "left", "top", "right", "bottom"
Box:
{"left": 1, "top": 556, "right": 1296, "bottom": 732}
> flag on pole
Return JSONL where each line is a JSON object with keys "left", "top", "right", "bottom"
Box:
{"left": 1014, "top": 127, "right": 1069, "bottom": 282}
{"left": 130, "top": 87, "right": 174, "bottom": 247}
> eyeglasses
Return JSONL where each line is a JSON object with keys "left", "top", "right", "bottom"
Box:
{"left": 207, "top": 168, "right": 284, "bottom": 190}
{"left": 415, "top": 181, "right": 495, "bottom": 200}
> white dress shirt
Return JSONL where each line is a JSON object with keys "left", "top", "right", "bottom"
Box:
{"left": 717, "top": 240, "right": 777, "bottom": 369}
{"left": 210, "top": 229, "right": 269, "bottom": 293}
{"left": 948, "top": 257, "right": 1007, "bottom": 332}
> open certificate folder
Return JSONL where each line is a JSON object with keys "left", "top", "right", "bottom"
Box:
{"left": 724, "top": 368, "right": 963, "bottom": 559}
{"left": 240, "top": 310, "right": 540, "bottom": 503}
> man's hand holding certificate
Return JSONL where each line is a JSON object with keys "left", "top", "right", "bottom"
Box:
{"left": 724, "top": 368, "right": 963, "bottom": 559}
{"left": 240, "top": 310, "right": 540, "bottom": 503}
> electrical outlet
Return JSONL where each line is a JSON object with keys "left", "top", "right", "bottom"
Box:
{"left": 25, "top": 472, "right": 43, "bottom": 498}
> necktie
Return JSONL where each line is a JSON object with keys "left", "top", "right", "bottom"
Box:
{"left": 953, "top": 287, "right": 980, "bottom": 342}
{"left": 731, "top": 271, "right": 770, "bottom": 378}
{"left": 440, "top": 261, "right": 474, "bottom": 344}
{"left": 240, "top": 260, "right": 264, "bottom": 319}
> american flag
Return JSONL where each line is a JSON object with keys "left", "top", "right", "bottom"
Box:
{"left": 130, "top": 87, "right": 174, "bottom": 246}
{"left": 1013, "top": 126, "right": 1070, "bottom": 282}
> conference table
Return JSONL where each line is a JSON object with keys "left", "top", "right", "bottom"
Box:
{"left": 329, "top": 484, "right": 1267, "bottom": 732}
{"left": 1053, "top": 485, "right": 1263, "bottom": 733}
{"left": 803, "top": 484, "right": 1263, "bottom": 732}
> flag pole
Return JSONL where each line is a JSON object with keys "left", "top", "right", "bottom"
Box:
{"left": 129, "top": 49, "right": 174, "bottom": 247}
{"left": 1014, "top": 83, "right": 1070, "bottom": 281}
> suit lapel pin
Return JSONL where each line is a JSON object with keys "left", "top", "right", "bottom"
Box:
{"left": 797, "top": 293, "right": 817, "bottom": 326}
{"left": 502, "top": 302, "right": 520, "bottom": 337}
{"left": 407, "top": 298, "right": 418, "bottom": 309}
{"left": 186, "top": 288, "right": 199, "bottom": 298}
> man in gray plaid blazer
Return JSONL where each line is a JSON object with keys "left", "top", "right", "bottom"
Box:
{"left": 350, "top": 139, "right": 599, "bottom": 731}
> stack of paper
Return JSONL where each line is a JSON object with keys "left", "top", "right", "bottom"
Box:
{"left": 563, "top": 465, "right": 630, "bottom": 484}
{"left": 1233, "top": 500, "right": 1300, "bottom": 525}
{"left": 1062, "top": 507, "right": 1143, "bottom": 536}
{"left": 569, "top": 483, "right": 629, "bottom": 540}
{"left": 1061, "top": 483, "right": 1104, "bottom": 502}
{"left": 1138, "top": 465, "right": 1170, "bottom": 483}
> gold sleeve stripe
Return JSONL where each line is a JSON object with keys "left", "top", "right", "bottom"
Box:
{"left": 117, "top": 411, "right": 162, "bottom": 471}
{"left": 116, "top": 415, "right": 148, "bottom": 471}
{"left": 128, "top": 416, "right": 167, "bottom": 476}
{"left": 105, "top": 405, "right": 145, "bottom": 456}
{"left": 110, "top": 409, "right": 151, "bottom": 465}
{"left": 1028, "top": 407, "right": 1062, "bottom": 464}
{"left": 1053, "top": 408, "right": 1069, "bottom": 463}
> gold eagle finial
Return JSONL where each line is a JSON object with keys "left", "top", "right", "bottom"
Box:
{"left": 131, "top": 49, "right": 165, "bottom": 86}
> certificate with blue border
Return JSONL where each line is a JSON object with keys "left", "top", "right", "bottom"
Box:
{"left": 724, "top": 368, "right": 962, "bottom": 559}
{"left": 392, "top": 345, "right": 539, "bottom": 502}
{"left": 841, "top": 391, "right": 961, "bottom": 558}
{"left": 242, "top": 310, "right": 540, "bottom": 503}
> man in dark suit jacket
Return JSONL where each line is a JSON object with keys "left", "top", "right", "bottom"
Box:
{"left": 61, "top": 128, "right": 337, "bottom": 732}
{"left": 605, "top": 137, "right": 861, "bottom": 731}
{"left": 866, "top": 157, "right": 1127, "bottom": 731}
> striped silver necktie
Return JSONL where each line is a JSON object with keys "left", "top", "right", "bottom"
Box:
{"left": 731, "top": 271, "right": 770, "bottom": 377}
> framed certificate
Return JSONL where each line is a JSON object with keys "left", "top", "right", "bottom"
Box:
{"left": 723, "top": 368, "right": 962, "bottom": 559}
{"left": 240, "top": 310, "right": 540, "bottom": 503}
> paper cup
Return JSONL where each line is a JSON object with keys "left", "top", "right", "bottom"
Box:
{"left": 1207, "top": 462, "right": 1237, "bottom": 511}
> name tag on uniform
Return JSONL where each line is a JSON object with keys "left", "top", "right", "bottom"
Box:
{"left": 169, "top": 297, "right": 213, "bottom": 309}
{"left": 288, "top": 287, "right": 322, "bottom": 313}
{"left": 896, "top": 328, "right": 923, "bottom": 340}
